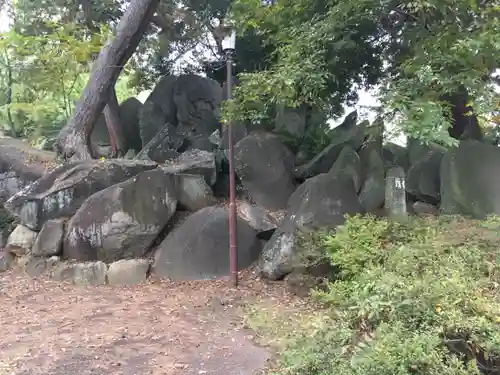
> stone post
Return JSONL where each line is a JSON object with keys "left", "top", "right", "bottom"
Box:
{"left": 385, "top": 166, "right": 407, "bottom": 220}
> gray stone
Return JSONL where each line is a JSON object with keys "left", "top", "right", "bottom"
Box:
{"left": 139, "top": 75, "right": 222, "bottom": 147}
{"left": 234, "top": 132, "right": 296, "bottom": 211}
{"left": 408, "top": 138, "right": 447, "bottom": 166}
{"left": 0, "top": 250, "right": 14, "bottom": 272}
{"left": 382, "top": 142, "right": 410, "bottom": 171}
{"left": 175, "top": 174, "right": 216, "bottom": 211}
{"left": 407, "top": 150, "right": 444, "bottom": 204}
{"left": 5, "top": 159, "right": 158, "bottom": 230}
{"left": 237, "top": 201, "right": 279, "bottom": 234}
{"left": 0, "top": 207, "right": 16, "bottom": 248}
{"left": 259, "top": 173, "right": 364, "bottom": 280}
{"left": 0, "top": 137, "right": 55, "bottom": 204}
{"left": 359, "top": 150, "right": 386, "bottom": 212}
{"left": 51, "top": 262, "right": 76, "bottom": 282}
{"left": 64, "top": 169, "right": 178, "bottom": 263}
{"left": 73, "top": 261, "right": 108, "bottom": 286}
{"left": 90, "top": 97, "right": 143, "bottom": 156}
{"left": 134, "top": 125, "right": 183, "bottom": 163}
{"left": 5, "top": 224, "right": 38, "bottom": 256}
{"left": 385, "top": 167, "right": 408, "bottom": 220}
{"left": 138, "top": 75, "right": 178, "bottom": 146}
{"left": 412, "top": 201, "right": 438, "bottom": 216}
{"left": 152, "top": 206, "right": 262, "bottom": 280}
{"left": 32, "top": 219, "right": 65, "bottom": 257}
{"left": 328, "top": 146, "right": 362, "bottom": 192}
{"left": 162, "top": 149, "right": 217, "bottom": 186}
{"left": 440, "top": 140, "right": 500, "bottom": 218}
{"left": 24, "top": 256, "right": 59, "bottom": 278}
{"left": 294, "top": 113, "right": 366, "bottom": 179}
{"left": 274, "top": 104, "right": 308, "bottom": 138}
{"left": 107, "top": 259, "right": 150, "bottom": 285}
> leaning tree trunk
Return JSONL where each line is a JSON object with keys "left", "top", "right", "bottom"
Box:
{"left": 443, "top": 86, "right": 484, "bottom": 142}
{"left": 55, "top": 0, "right": 160, "bottom": 160}
{"left": 103, "top": 87, "right": 127, "bottom": 157}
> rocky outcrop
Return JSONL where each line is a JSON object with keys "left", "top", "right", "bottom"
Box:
{"left": 152, "top": 206, "right": 262, "bottom": 280}
{"left": 440, "top": 140, "right": 500, "bottom": 218}
{"left": 328, "top": 146, "right": 362, "bottom": 192}
{"left": 174, "top": 174, "right": 216, "bottom": 211}
{"left": 162, "top": 149, "right": 217, "bottom": 186}
{"left": 32, "top": 219, "right": 65, "bottom": 257}
{"left": 359, "top": 149, "right": 386, "bottom": 212}
{"left": 0, "top": 137, "right": 56, "bottom": 204}
{"left": 4, "top": 159, "right": 157, "bottom": 230}
{"left": 234, "top": 132, "right": 296, "bottom": 210}
{"left": 274, "top": 104, "right": 308, "bottom": 138}
{"left": 407, "top": 148, "right": 444, "bottom": 204}
{"left": 5, "top": 224, "right": 38, "bottom": 256}
{"left": 138, "top": 75, "right": 222, "bottom": 148}
{"left": 90, "top": 97, "right": 143, "bottom": 157}
{"left": 64, "top": 169, "right": 178, "bottom": 263}
{"left": 294, "top": 112, "right": 366, "bottom": 179}
{"left": 259, "top": 173, "right": 364, "bottom": 280}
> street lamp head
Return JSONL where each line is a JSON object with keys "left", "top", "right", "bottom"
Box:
{"left": 221, "top": 29, "right": 236, "bottom": 53}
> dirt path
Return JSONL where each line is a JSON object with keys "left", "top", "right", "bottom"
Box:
{"left": 0, "top": 269, "right": 289, "bottom": 375}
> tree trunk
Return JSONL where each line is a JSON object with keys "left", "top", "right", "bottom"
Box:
{"left": 5, "top": 57, "right": 16, "bottom": 137}
{"left": 443, "top": 87, "right": 483, "bottom": 141}
{"left": 103, "top": 87, "right": 127, "bottom": 157}
{"left": 55, "top": 0, "right": 160, "bottom": 160}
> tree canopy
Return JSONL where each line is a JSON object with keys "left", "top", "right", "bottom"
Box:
{"left": 0, "top": 0, "right": 498, "bottom": 150}
{"left": 226, "top": 0, "right": 500, "bottom": 145}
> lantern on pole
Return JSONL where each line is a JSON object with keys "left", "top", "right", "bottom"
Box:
{"left": 221, "top": 27, "right": 238, "bottom": 287}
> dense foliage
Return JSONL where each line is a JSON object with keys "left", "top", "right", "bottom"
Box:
{"left": 268, "top": 215, "right": 500, "bottom": 375}
{"left": 226, "top": 0, "right": 500, "bottom": 145}
{"left": 0, "top": 0, "right": 498, "bottom": 148}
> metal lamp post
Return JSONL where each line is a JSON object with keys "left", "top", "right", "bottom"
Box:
{"left": 221, "top": 28, "right": 238, "bottom": 288}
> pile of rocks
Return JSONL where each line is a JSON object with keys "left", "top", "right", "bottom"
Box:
{"left": 1, "top": 74, "right": 498, "bottom": 287}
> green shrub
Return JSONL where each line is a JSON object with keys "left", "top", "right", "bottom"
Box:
{"left": 273, "top": 215, "right": 500, "bottom": 375}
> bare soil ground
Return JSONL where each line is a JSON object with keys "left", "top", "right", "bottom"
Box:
{"left": 0, "top": 268, "right": 298, "bottom": 375}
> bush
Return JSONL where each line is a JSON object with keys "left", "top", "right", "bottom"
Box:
{"left": 273, "top": 215, "right": 500, "bottom": 375}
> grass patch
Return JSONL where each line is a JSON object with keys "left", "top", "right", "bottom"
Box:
{"left": 247, "top": 215, "right": 500, "bottom": 375}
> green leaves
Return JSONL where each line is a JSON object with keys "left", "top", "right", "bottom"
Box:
{"left": 276, "top": 215, "right": 500, "bottom": 375}
{"left": 227, "top": 0, "right": 500, "bottom": 144}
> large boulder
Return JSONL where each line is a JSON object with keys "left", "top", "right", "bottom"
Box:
{"left": 138, "top": 75, "right": 178, "bottom": 146}
{"left": 152, "top": 206, "right": 262, "bottom": 280}
{"left": 139, "top": 75, "right": 222, "bottom": 147}
{"left": 32, "top": 219, "right": 65, "bottom": 257}
{"left": 5, "top": 159, "right": 158, "bottom": 230}
{"left": 259, "top": 173, "right": 364, "bottom": 280}
{"left": 328, "top": 146, "right": 362, "bottom": 192}
{"left": 90, "top": 97, "right": 144, "bottom": 156}
{"left": 64, "top": 169, "right": 178, "bottom": 263}
{"left": 5, "top": 224, "right": 38, "bottom": 256}
{"left": 382, "top": 142, "right": 410, "bottom": 171}
{"left": 274, "top": 104, "right": 308, "bottom": 138}
{"left": 406, "top": 149, "right": 444, "bottom": 204}
{"left": 408, "top": 138, "right": 447, "bottom": 166}
{"left": 107, "top": 259, "right": 150, "bottom": 286}
{"left": 294, "top": 112, "right": 366, "bottom": 179}
{"left": 0, "top": 207, "right": 17, "bottom": 248}
{"left": 440, "top": 140, "right": 500, "bottom": 218}
{"left": 0, "top": 250, "right": 14, "bottom": 272}
{"left": 234, "top": 132, "right": 296, "bottom": 210}
{"left": 134, "top": 125, "right": 185, "bottom": 163}
{"left": 359, "top": 149, "right": 386, "bottom": 212}
{"left": 0, "top": 137, "right": 56, "bottom": 204}
{"left": 162, "top": 149, "right": 218, "bottom": 186}
{"left": 174, "top": 174, "right": 215, "bottom": 211}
